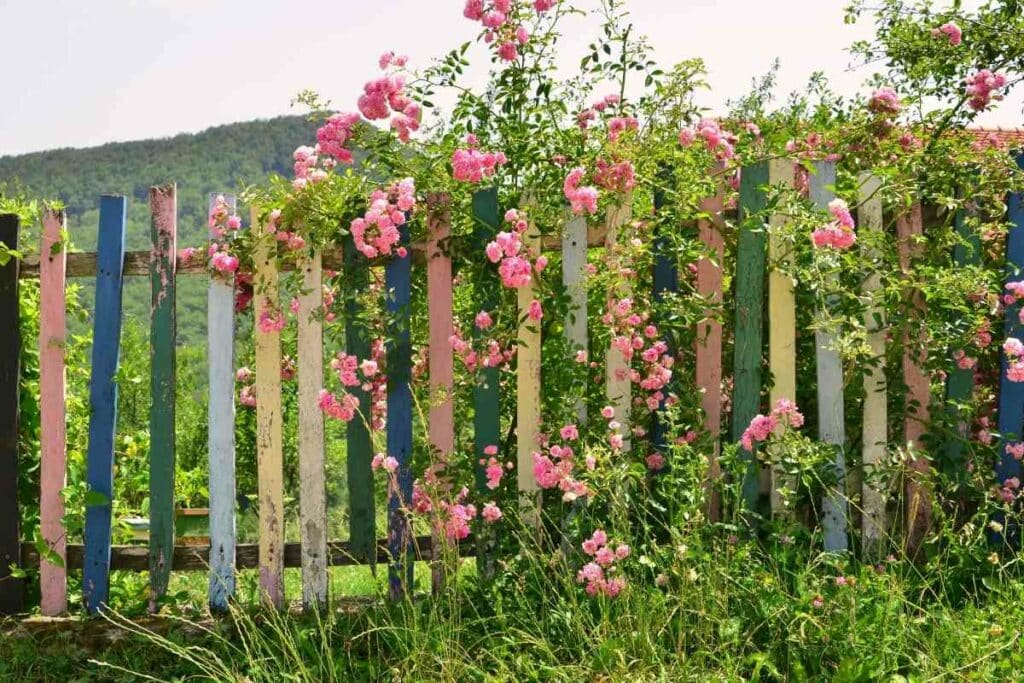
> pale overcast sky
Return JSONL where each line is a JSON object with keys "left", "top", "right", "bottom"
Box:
{"left": 1, "top": 0, "right": 1020, "bottom": 157}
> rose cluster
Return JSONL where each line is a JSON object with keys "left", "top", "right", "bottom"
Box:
{"left": 351, "top": 178, "right": 417, "bottom": 259}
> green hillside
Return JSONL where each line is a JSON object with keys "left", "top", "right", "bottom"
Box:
{"left": 0, "top": 115, "right": 320, "bottom": 344}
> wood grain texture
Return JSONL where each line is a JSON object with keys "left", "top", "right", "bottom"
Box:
{"left": 997, "top": 151, "right": 1024, "bottom": 547}
{"left": 148, "top": 184, "right": 177, "bottom": 611}
{"left": 517, "top": 204, "right": 542, "bottom": 517}
{"left": 767, "top": 159, "right": 796, "bottom": 518}
{"left": 426, "top": 195, "right": 454, "bottom": 594}
{"left": 253, "top": 208, "right": 285, "bottom": 608}
{"left": 385, "top": 224, "right": 413, "bottom": 601}
{"left": 857, "top": 174, "right": 887, "bottom": 558}
{"left": 809, "top": 162, "right": 848, "bottom": 552}
{"left": 342, "top": 236, "right": 375, "bottom": 566}
{"left": 605, "top": 193, "right": 634, "bottom": 450}
{"left": 562, "top": 214, "right": 589, "bottom": 425}
{"left": 733, "top": 163, "right": 769, "bottom": 513}
{"left": 39, "top": 208, "right": 68, "bottom": 615}
{"left": 83, "top": 195, "right": 127, "bottom": 613}
{"left": 0, "top": 214, "right": 21, "bottom": 615}
{"left": 22, "top": 536, "right": 477, "bottom": 572}
{"left": 206, "top": 194, "right": 237, "bottom": 612}
{"left": 18, "top": 230, "right": 611, "bottom": 280}
{"left": 897, "top": 203, "right": 932, "bottom": 558}
{"left": 297, "top": 250, "right": 328, "bottom": 610}
{"left": 696, "top": 173, "right": 725, "bottom": 521}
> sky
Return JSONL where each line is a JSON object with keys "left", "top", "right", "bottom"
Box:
{"left": 1, "top": 0, "right": 1021, "bottom": 157}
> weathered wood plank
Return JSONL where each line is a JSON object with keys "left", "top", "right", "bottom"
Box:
{"left": 897, "top": 203, "right": 932, "bottom": 558}
{"left": 605, "top": 193, "right": 634, "bottom": 450}
{"left": 944, "top": 200, "right": 980, "bottom": 470}
{"left": 253, "top": 207, "right": 285, "bottom": 608}
{"left": 733, "top": 162, "right": 769, "bottom": 513}
{"left": 148, "top": 184, "right": 177, "bottom": 611}
{"left": 562, "top": 214, "right": 589, "bottom": 424}
{"left": 471, "top": 188, "right": 501, "bottom": 579}
{"left": 809, "top": 162, "right": 848, "bottom": 552}
{"left": 385, "top": 224, "right": 413, "bottom": 601}
{"left": 426, "top": 194, "right": 454, "bottom": 594}
{"left": 39, "top": 208, "right": 68, "bottom": 615}
{"left": 0, "top": 214, "right": 21, "bottom": 615}
{"left": 696, "top": 174, "right": 725, "bottom": 521}
{"left": 22, "top": 536, "right": 477, "bottom": 572}
{"left": 517, "top": 204, "right": 542, "bottom": 517}
{"left": 18, "top": 229, "right": 611, "bottom": 279}
{"left": 297, "top": 250, "right": 328, "bottom": 610}
{"left": 342, "top": 236, "right": 375, "bottom": 566}
{"left": 83, "top": 195, "right": 127, "bottom": 613}
{"left": 858, "top": 174, "right": 887, "bottom": 558}
{"left": 206, "top": 194, "right": 236, "bottom": 612}
{"left": 767, "top": 159, "right": 797, "bottom": 518}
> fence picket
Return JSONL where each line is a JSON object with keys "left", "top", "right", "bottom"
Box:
{"left": 207, "top": 193, "right": 237, "bottom": 612}
{"left": 945, "top": 201, "right": 980, "bottom": 469}
{"left": 298, "top": 249, "right": 328, "bottom": 609}
{"left": 0, "top": 214, "right": 21, "bottom": 615}
{"left": 343, "top": 236, "right": 375, "bottom": 565}
{"left": 472, "top": 189, "right": 501, "bottom": 577}
{"left": 38, "top": 208, "right": 68, "bottom": 615}
{"left": 605, "top": 193, "right": 634, "bottom": 450}
{"left": 897, "top": 204, "right": 931, "bottom": 557}
{"left": 997, "top": 151, "right": 1024, "bottom": 546}
{"left": 734, "top": 163, "right": 769, "bottom": 512}
{"left": 651, "top": 182, "right": 677, "bottom": 453}
{"left": 427, "top": 194, "right": 454, "bottom": 593}
{"left": 386, "top": 224, "right": 413, "bottom": 600}
{"left": 562, "top": 214, "right": 589, "bottom": 424}
{"left": 517, "top": 205, "right": 541, "bottom": 517}
{"left": 83, "top": 195, "right": 127, "bottom": 613}
{"left": 696, "top": 173, "right": 724, "bottom": 520}
{"left": 810, "top": 162, "right": 848, "bottom": 552}
{"left": 148, "top": 184, "right": 177, "bottom": 610}
{"left": 767, "top": 159, "right": 797, "bottom": 518}
{"left": 857, "top": 174, "right": 887, "bottom": 558}
{"left": 253, "top": 208, "right": 285, "bottom": 608}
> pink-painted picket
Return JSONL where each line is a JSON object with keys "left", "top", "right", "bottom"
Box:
{"left": 2, "top": 153, "right": 1023, "bottom": 615}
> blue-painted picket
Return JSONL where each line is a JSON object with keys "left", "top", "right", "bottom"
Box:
{"left": 83, "top": 195, "right": 127, "bottom": 613}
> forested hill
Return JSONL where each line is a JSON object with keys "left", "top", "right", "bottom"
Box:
{"left": 0, "top": 115, "right": 319, "bottom": 252}
{"left": 0, "top": 115, "right": 320, "bottom": 345}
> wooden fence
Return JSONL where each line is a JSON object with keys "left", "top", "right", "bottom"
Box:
{"left": 2, "top": 154, "right": 1023, "bottom": 616}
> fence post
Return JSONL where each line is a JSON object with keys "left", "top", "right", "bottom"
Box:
{"left": 386, "top": 223, "right": 413, "bottom": 601}
{"left": 343, "top": 235, "right": 375, "bottom": 566}
{"left": 0, "top": 213, "right": 21, "bottom": 615}
{"left": 562, "top": 213, "right": 589, "bottom": 424}
{"left": 997, "top": 150, "right": 1024, "bottom": 547}
{"left": 39, "top": 208, "right": 68, "bottom": 615}
{"left": 810, "top": 161, "right": 848, "bottom": 552}
{"left": 517, "top": 199, "right": 542, "bottom": 520}
{"left": 253, "top": 206, "right": 285, "bottom": 608}
{"left": 858, "top": 174, "right": 887, "bottom": 559}
{"left": 605, "top": 193, "right": 634, "bottom": 450}
{"left": 84, "top": 195, "right": 127, "bottom": 613}
{"left": 897, "top": 203, "right": 932, "bottom": 558}
{"left": 148, "top": 184, "right": 177, "bottom": 611}
{"left": 297, "top": 246, "right": 328, "bottom": 610}
{"left": 733, "top": 162, "right": 768, "bottom": 513}
{"left": 696, "top": 170, "right": 725, "bottom": 521}
{"left": 426, "top": 193, "right": 453, "bottom": 594}
{"left": 472, "top": 188, "right": 501, "bottom": 578}
{"left": 207, "top": 193, "right": 237, "bottom": 612}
